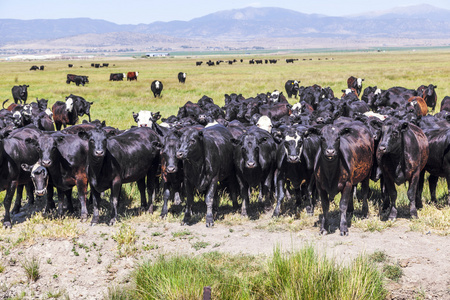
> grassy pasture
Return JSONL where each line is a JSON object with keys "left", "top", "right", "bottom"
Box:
{"left": 0, "top": 49, "right": 450, "bottom": 233}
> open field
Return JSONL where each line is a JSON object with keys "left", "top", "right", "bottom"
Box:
{"left": 0, "top": 50, "right": 450, "bottom": 299}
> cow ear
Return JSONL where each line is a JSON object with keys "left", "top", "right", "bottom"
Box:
{"left": 25, "top": 137, "right": 38, "bottom": 147}
{"left": 132, "top": 112, "right": 138, "bottom": 123}
{"left": 153, "top": 111, "right": 161, "bottom": 121}
{"left": 90, "top": 102, "right": 94, "bottom": 105}
{"left": 304, "top": 127, "right": 321, "bottom": 137}
{"left": 400, "top": 121, "right": 409, "bottom": 132}
{"left": 78, "top": 131, "right": 89, "bottom": 140}
{"left": 231, "top": 138, "right": 241, "bottom": 146}
{"left": 434, "top": 85, "right": 437, "bottom": 89}
{"left": 21, "top": 163, "right": 33, "bottom": 172}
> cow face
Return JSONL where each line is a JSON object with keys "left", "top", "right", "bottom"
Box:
{"left": 283, "top": 128, "right": 304, "bottom": 163}
{"left": 133, "top": 111, "right": 153, "bottom": 127}
{"left": 256, "top": 115, "right": 273, "bottom": 133}
{"left": 377, "top": 120, "right": 406, "bottom": 155}
{"left": 240, "top": 133, "right": 261, "bottom": 169}
{"left": 161, "top": 132, "right": 182, "bottom": 173}
{"left": 37, "top": 134, "right": 60, "bottom": 167}
{"left": 319, "top": 125, "right": 343, "bottom": 161}
{"left": 176, "top": 128, "right": 203, "bottom": 159}
{"left": 65, "top": 98, "right": 74, "bottom": 112}
{"left": 21, "top": 162, "right": 48, "bottom": 197}
{"left": 82, "top": 128, "right": 108, "bottom": 158}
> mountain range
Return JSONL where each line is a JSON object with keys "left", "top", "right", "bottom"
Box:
{"left": 1, "top": 4, "right": 450, "bottom": 51}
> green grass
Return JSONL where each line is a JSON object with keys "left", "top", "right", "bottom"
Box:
{"left": 107, "top": 245, "right": 387, "bottom": 300}
{"left": 21, "top": 256, "right": 40, "bottom": 282}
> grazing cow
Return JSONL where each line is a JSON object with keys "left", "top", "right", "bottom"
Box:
{"left": 347, "top": 76, "right": 364, "bottom": 96}
{"left": 127, "top": 71, "right": 138, "bottom": 81}
{"left": 68, "top": 64, "right": 73, "bottom": 68}
{"left": 30, "top": 65, "right": 39, "bottom": 71}
{"left": 176, "top": 125, "right": 238, "bottom": 227}
{"left": 286, "top": 59, "right": 298, "bottom": 63}
{"left": 11, "top": 85, "right": 29, "bottom": 104}
{"left": 109, "top": 73, "right": 125, "bottom": 81}
{"left": 178, "top": 72, "right": 187, "bottom": 83}
{"left": 66, "top": 74, "right": 89, "bottom": 86}
{"left": 196, "top": 61, "right": 203, "bottom": 66}
{"left": 233, "top": 127, "right": 277, "bottom": 216}
{"left": 66, "top": 94, "right": 93, "bottom": 122}
{"left": 39, "top": 65, "right": 44, "bottom": 71}
{"left": 314, "top": 122, "right": 374, "bottom": 235}
{"left": 285, "top": 80, "right": 301, "bottom": 98}
{"left": 376, "top": 118, "right": 429, "bottom": 220}
{"left": 0, "top": 127, "right": 42, "bottom": 228}
{"left": 81, "top": 126, "right": 161, "bottom": 225}
{"left": 417, "top": 84, "right": 438, "bottom": 112}
{"left": 151, "top": 80, "right": 164, "bottom": 98}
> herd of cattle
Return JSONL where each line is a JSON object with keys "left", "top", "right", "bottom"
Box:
{"left": 1, "top": 74, "right": 449, "bottom": 237}
{"left": 195, "top": 58, "right": 332, "bottom": 66}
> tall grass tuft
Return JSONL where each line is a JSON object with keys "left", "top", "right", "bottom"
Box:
{"left": 21, "top": 256, "right": 40, "bottom": 282}
{"left": 110, "top": 246, "right": 386, "bottom": 300}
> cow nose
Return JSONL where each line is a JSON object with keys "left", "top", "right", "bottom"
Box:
{"left": 246, "top": 161, "right": 256, "bottom": 168}
{"left": 176, "top": 151, "right": 185, "bottom": 159}
{"left": 316, "top": 117, "right": 324, "bottom": 123}
{"left": 325, "top": 149, "right": 336, "bottom": 157}
{"left": 167, "top": 166, "right": 176, "bottom": 173}
{"left": 95, "top": 150, "right": 104, "bottom": 156}
{"left": 42, "top": 160, "right": 51, "bottom": 167}
{"left": 378, "top": 145, "right": 386, "bottom": 153}
{"left": 288, "top": 155, "right": 299, "bottom": 162}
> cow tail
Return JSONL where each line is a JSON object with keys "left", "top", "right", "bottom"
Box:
{"left": 2, "top": 99, "right": 9, "bottom": 108}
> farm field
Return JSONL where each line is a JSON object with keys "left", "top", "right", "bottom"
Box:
{"left": 0, "top": 50, "right": 450, "bottom": 299}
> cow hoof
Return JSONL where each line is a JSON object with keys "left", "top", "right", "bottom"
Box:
{"left": 206, "top": 215, "right": 214, "bottom": 227}
{"left": 241, "top": 210, "right": 247, "bottom": 217}
{"left": 147, "top": 205, "right": 154, "bottom": 214}
{"left": 340, "top": 231, "right": 349, "bottom": 236}
{"left": 80, "top": 214, "right": 88, "bottom": 223}
{"left": 3, "top": 221, "right": 12, "bottom": 229}
{"left": 108, "top": 218, "right": 116, "bottom": 226}
{"left": 206, "top": 222, "right": 214, "bottom": 228}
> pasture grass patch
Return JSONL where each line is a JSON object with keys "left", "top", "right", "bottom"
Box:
{"left": 21, "top": 255, "right": 40, "bottom": 282}
{"left": 382, "top": 264, "right": 403, "bottom": 282}
{"left": 112, "top": 223, "right": 139, "bottom": 258}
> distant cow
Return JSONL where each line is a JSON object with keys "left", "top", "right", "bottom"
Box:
{"left": 178, "top": 72, "right": 187, "bottom": 83}
{"left": 285, "top": 80, "right": 301, "bottom": 98}
{"left": 196, "top": 61, "right": 203, "bottom": 66}
{"left": 68, "top": 64, "right": 73, "bottom": 68}
{"left": 11, "top": 85, "right": 29, "bottom": 104}
{"left": 30, "top": 65, "right": 39, "bottom": 71}
{"left": 66, "top": 74, "right": 89, "bottom": 86}
{"left": 39, "top": 65, "right": 44, "bottom": 71}
{"left": 151, "top": 80, "right": 164, "bottom": 98}
{"left": 127, "top": 72, "right": 138, "bottom": 81}
{"left": 417, "top": 84, "right": 437, "bottom": 112}
{"left": 110, "top": 73, "right": 125, "bottom": 81}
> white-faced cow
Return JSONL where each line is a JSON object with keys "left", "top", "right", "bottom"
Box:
{"left": 178, "top": 72, "right": 187, "bottom": 83}
{"left": 151, "top": 80, "right": 164, "bottom": 98}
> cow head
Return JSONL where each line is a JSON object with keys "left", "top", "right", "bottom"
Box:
{"left": 283, "top": 127, "right": 304, "bottom": 163}
{"left": 377, "top": 119, "right": 406, "bottom": 156}
{"left": 21, "top": 162, "right": 49, "bottom": 197}
{"left": 176, "top": 128, "right": 203, "bottom": 159}
{"left": 256, "top": 115, "right": 273, "bottom": 133}
{"left": 132, "top": 110, "right": 160, "bottom": 127}
{"left": 79, "top": 128, "right": 108, "bottom": 158}
{"left": 161, "top": 131, "right": 182, "bottom": 174}
{"left": 65, "top": 97, "right": 74, "bottom": 112}
{"left": 319, "top": 125, "right": 349, "bottom": 161}
{"left": 237, "top": 133, "right": 262, "bottom": 169}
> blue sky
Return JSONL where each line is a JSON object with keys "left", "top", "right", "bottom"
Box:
{"left": 1, "top": 1, "right": 450, "bottom": 24}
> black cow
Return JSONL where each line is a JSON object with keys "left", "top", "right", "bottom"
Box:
{"left": 347, "top": 76, "right": 364, "bottom": 96}
{"left": 314, "top": 122, "right": 374, "bottom": 235}
{"left": 81, "top": 126, "right": 161, "bottom": 225}
{"left": 11, "top": 85, "right": 29, "bottom": 104}
{"left": 68, "top": 64, "right": 73, "bottom": 68}
{"left": 417, "top": 84, "right": 437, "bottom": 112}
{"left": 27, "top": 130, "right": 91, "bottom": 220}
{"left": 30, "top": 65, "right": 39, "bottom": 71}
{"left": 274, "top": 125, "right": 319, "bottom": 216}
{"left": 285, "top": 80, "right": 301, "bottom": 98}
{"left": 66, "top": 74, "right": 89, "bottom": 86}
{"left": 39, "top": 65, "right": 44, "bottom": 71}
{"left": 151, "top": 80, "right": 164, "bottom": 98}
{"left": 233, "top": 127, "right": 277, "bottom": 216}
{"left": 286, "top": 59, "right": 298, "bottom": 63}
{"left": 0, "top": 127, "right": 42, "bottom": 228}
{"left": 178, "top": 72, "right": 187, "bottom": 83}
{"left": 176, "top": 125, "right": 238, "bottom": 227}
{"left": 110, "top": 73, "right": 125, "bottom": 81}
{"left": 66, "top": 94, "right": 93, "bottom": 122}
{"left": 159, "top": 130, "right": 184, "bottom": 217}
{"left": 376, "top": 118, "right": 429, "bottom": 220}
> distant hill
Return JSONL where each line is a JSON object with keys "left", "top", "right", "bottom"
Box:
{"left": 1, "top": 5, "right": 450, "bottom": 48}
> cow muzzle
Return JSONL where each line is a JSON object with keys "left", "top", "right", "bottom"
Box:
{"left": 324, "top": 149, "right": 336, "bottom": 160}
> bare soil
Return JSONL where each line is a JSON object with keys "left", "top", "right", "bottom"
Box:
{"left": 0, "top": 199, "right": 449, "bottom": 300}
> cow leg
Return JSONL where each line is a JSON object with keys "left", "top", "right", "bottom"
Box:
{"left": 76, "top": 176, "right": 89, "bottom": 222}
{"left": 339, "top": 182, "right": 353, "bottom": 236}
{"left": 383, "top": 178, "right": 398, "bottom": 220}
{"left": 146, "top": 168, "right": 158, "bottom": 214}
{"left": 109, "top": 180, "right": 122, "bottom": 226}
{"left": 25, "top": 182, "right": 35, "bottom": 207}
{"left": 181, "top": 182, "right": 194, "bottom": 226}
{"left": 136, "top": 178, "right": 147, "bottom": 212}
{"left": 161, "top": 181, "right": 171, "bottom": 218}
{"left": 273, "top": 175, "right": 285, "bottom": 217}
{"left": 428, "top": 174, "right": 439, "bottom": 203}
{"left": 45, "top": 182, "right": 56, "bottom": 213}
{"left": 408, "top": 172, "right": 420, "bottom": 219}
{"left": 360, "top": 177, "right": 370, "bottom": 218}
{"left": 56, "top": 188, "right": 65, "bottom": 216}
{"left": 306, "top": 178, "right": 316, "bottom": 216}
{"left": 416, "top": 171, "right": 426, "bottom": 209}
{"left": 205, "top": 181, "right": 218, "bottom": 227}
{"left": 318, "top": 188, "right": 329, "bottom": 235}
{"left": 90, "top": 189, "right": 102, "bottom": 226}
{"left": 11, "top": 184, "right": 25, "bottom": 214}
{"left": 64, "top": 189, "right": 74, "bottom": 215}
{"left": 3, "top": 181, "right": 18, "bottom": 228}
